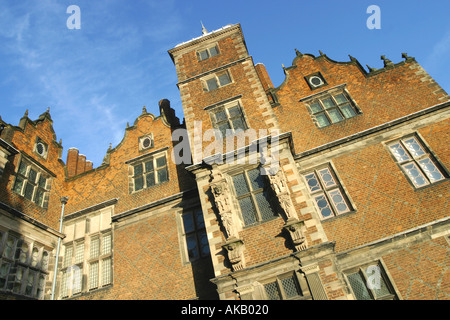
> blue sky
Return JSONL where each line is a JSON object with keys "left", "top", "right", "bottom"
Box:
{"left": 1, "top": 0, "right": 449, "bottom": 167}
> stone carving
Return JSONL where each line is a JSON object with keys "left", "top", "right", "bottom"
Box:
{"left": 222, "top": 238, "right": 245, "bottom": 271}
{"left": 265, "top": 166, "right": 308, "bottom": 251}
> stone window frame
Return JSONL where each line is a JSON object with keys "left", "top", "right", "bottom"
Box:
{"left": 384, "top": 133, "right": 448, "bottom": 189}
{"left": 300, "top": 84, "right": 361, "bottom": 128}
{"left": 178, "top": 207, "right": 210, "bottom": 264}
{"left": 60, "top": 230, "right": 113, "bottom": 299}
{"left": 301, "top": 163, "right": 354, "bottom": 221}
{"left": 260, "top": 270, "right": 311, "bottom": 300}
{"left": 208, "top": 99, "right": 249, "bottom": 139}
{"left": 11, "top": 155, "right": 52, "bottom": 209}
{"left": 202, "top": 69, "right": 233, "bottom": 92}
{"left": 197, "top": 44, "right": 220, "bottom": 61}
{"left": 228, "top": 165, "right": 280, "bottom": 228}
{"left": 304, "top": 71, "right": 328, "bottom": 90}
{"left": 0, "top": 229, "right": 50, "bottom": 300}
{"left": 127, "top": 149, "right": 169, "bottom": 194}
{"left": 34, "top": 137, "right": 48, "bottom": 160}
{"left": 343, "top": 260, "right": 399, "bottom": 300}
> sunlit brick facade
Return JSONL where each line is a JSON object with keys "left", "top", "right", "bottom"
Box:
{"left": 0, "top": 23, "right": 448, "bottom": 300}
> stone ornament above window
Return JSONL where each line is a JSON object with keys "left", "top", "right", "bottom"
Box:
{"left": 139, "top": 134, "right": 154, "bottom": 151}
{"left": 304, "top": 72, "right": 328, "bottom": 90}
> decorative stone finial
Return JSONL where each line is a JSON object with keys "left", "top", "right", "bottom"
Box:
{"left": 142, "top": 106, "right": 147, "bottom": 114}
{"left": 201, "top": 21, "right": 208, "bottom": 35}
{"left": 381, "top": 55, "right": 394, "bottom": 67}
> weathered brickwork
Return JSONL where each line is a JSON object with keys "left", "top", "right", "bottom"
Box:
{"left": 0, "top": 23, "right": 448, "bottom": 300}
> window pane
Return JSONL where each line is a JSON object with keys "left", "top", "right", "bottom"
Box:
{"left": 18, "top": 161, "right": 27, "bottom": 175}
{"left": 264, "top": 282, "right": 280, "bottom": 300}
{"left": 134, "top": 164, "right": 143, "bottom": 176}
{"left": 157, "top": 168, "right": 168, "bottom": 183}
{"left": 89, "top": 261, "right": 99, "bottom": 289}
{"left": 232, "top": 174, "right": 250, "bottom": 196}
{"left": 254, "top": 191, "right": 277, "bottom": 221}
{"left": 186, "top": 234, "right": 199, "bottom": 260}
{"left": 34, "top": 188, "right": 44, "bottom": 206}
{"left": 90, "top": 238, "right": 100, "bottom": 259}
{"left": 73, "top": 267, "right": 83, "bottom": 294}
{"left": 322, "top": 98, "right": 335, "bottom": 109}
{"left": 146, "top": 172, "right": 155, "bottom": 187}
{"left": 418, "top": 157, "right": 444, "bottom": 182}
{"left": 247, "top": 168, "right": 264, "bottom": 190}
{"left": 281, "top": 276, "right": 301, "bottom": 298}
{"left": 31, "top": 247, "right": 39, "bottom": 267}
{"left": 183, "top": 212, "right": 195, "bottom": 233}
{"left": 28, "top": 168, "right": 37, "bottom": 183}
{"left": 309, "top": 102, "right": 323, "bottom": 114}
{"left": 24, "top": 182, "right": 34, "bottom": 200}
{"left": 194, "top": 209, "right": 205, "bottom": 229}
{"left": 38, "top": 176, "right": 47, "bottom": 188}
{"left": 101, "top": 258, "right": 112, "bottom": 286}
{"left": 206, "top": 78, "right": 218, "bottom": 91}
{"left": 328, "top": 109, "right": 344, "bottom": 123}
{"left": 318, "top": 168, "right": 337, "bottom": 188}
{"left": 403, "top": 137, "right": 426, "bottom": 158}
{"left": 209, "top": 46, "right": 219, "bottom": 57}
{"left": 402, "top": 163, "right": 429, "bottom": 187}
{"left": 238, "top": 196, "right": 258, "bottom": 226}
{"left": 218, "top": 122, "right": 231, "bottom": 138}
{"left": 328, "top": 189, "right": 350, "bottom": 214}
{"left": 315, "top": 113, "right": 330, "bottom": 127}
{"left": 102, "top": 234, "right": 112, "bottom": 255}
{"left": 134, "top": 176, "right": 144, "bottom": 191}
{"left": 339, "top": 104, "right": 356, "bottom": 118}
{"left": 227, "top": 106, "right": 241, "bottom": 118}
{"left": 231, "top": 118, "right": 246, "bottom": 131}
{"left": 389, "top": 143, "right": 411, "bottom": 162}
{"left": 314, "top": 194, "right": 334, "bottom": 219}
{"left": 156, "top": 156, "right": 166, "bottom": 168}
{"left": 145, "top": 160, "right": 154, "bottom": 172}
{"left": 214, "top": 109, "right": 228, "bottom": 123}
{"left": 334, "top": 94, "right": 348, "bottom": 104}
{"left": 199, "top": 230, "right": 210, "bottom": 256}
{"left": 365, "top": 265, "right": 391, "bottom": 298}
{"left": 63, "top": 246, "right": 73, "bottom": 268}
{"left": 348, "top": 272, "right": 372, "bottom": 300}
{"left": 199, "top": 49, "right": 209, "bottom": 60}
{"left": 218, "top": 73, "right": 231, "bottom": 86}
{"left": 18, "top": 243, "right": 28, "bottom": 263}
{"left": 305, "top": 173, "right": 322, "bottom": 192}
{"left": 13, "top": 176, "right": 24, "bottom": 194}
{"left": 74, "top": 242, "right": 84, "bottom": 264}
{"left": 41, "top": 252, "right": 49, "bottom": 270}
{"left": 25, "top": 271, "right": 34, "bottom": 296}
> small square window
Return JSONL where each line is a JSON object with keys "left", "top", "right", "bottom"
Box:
{"left": 203, "top": 70, "right": 232, "bottom": 91}
{"left": 197, "top": 45, "right": 219, "bottom": 61}
{"left": 210, "top": 102, "right": 248, "bottom": 139}
{"left": 305, "top": 72, "right": 327, "bottom": 90}
{"left": 130, "top": 154, "right": 169, "bottom": 192}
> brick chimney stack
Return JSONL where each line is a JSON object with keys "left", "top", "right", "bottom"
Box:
{"left": 67, "top": 148, "right": 79, "bottom": 177}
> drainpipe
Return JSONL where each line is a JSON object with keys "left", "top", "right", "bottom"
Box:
{"left": 51, "top": 196, "right": 69, "bottom": 300}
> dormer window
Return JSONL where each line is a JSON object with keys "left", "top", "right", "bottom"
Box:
{"left": 197, "top": 45, "right": 219, "bottom": 61}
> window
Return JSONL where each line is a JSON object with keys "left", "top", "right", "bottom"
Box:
{"left": 305, "top": 91, "right": 358, "bottom": 128}
{"left": 305, "top": 72, "right": 327, "bottom": 90}
{"left": 303, "top": 165, "right": 352, "bottom": 220}
{"left": 181, "top": 208, "right": 209, "bottom": 261}
{"left": 139, "top": 134, "right": 154, "bottom": 151}
{"left": 263, "top": 272, "right": 310, "bottom": 300}
{"left": 346, "top": 262, "right": 398, "bottom": 300}
{"left": 197, "top": 45, "right": 219, "bottom": 61}
{"left": 132, "top": 154, "right": 169, "bottom": 192}
{"left": 88, "top": 233, "right": 112, "bottom": 290}
{"left": 387, "top": 135, "right": 446, "bottom": 188}
{"left": 203, "top": 71, "right": 232, "bottom": 91}
{"left": 12, "top": 158, "right": 51, "bottom": 208}
{"left": 210, "top": 102, "right": 247, "bottom": 138}
{"left": 0, "top": 231, "right": 49, "bottom": 299}
{"left": 232, "top": 168, "right": 278, "bottom": 227}
{"left": 34, "top": 138, "right": 48, "bottom": 159}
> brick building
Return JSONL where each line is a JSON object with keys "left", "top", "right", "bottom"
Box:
{"left": 0, "top": 23, "right": 449, "bottom": 300}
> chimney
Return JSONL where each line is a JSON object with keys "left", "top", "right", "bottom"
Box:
{"left": 255, "top": 63, "right": 274, "bottom": 92}
{"left": 85, "top": 161, "right": 93, "bottom": 172}
{"left": 77, "top": 154, "right": 86, "bottom": 175}
{"left": 67, "top": 148, "right": 79, "bottom": 177}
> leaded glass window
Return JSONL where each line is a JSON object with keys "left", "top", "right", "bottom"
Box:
{"left": 211, "top": 102, "right": 247, "bottom": 139}
{"left": 388, "top": 135, "right": 446, "bottom": 188}
{"left": 132, "top": 154, "right": 169, "bottom": 192}
{"left": 197, "top": 45, "right": 219, "bottom": 61}
{"left": 12, "top": 159, "right": 50, "bottom": 208}
{"left": 346, "top": 262, "right": 397, "bottom": 300}
{"left": 305, "top": 91, "right": 358, "bottom": 128}
{"left": 263, "top": 273, "right": 305, "bottom": 300}
{"left": 182, "top": 208, "right": 209, "bottom": 261}
{"left": 232, "top": 168, "right": 278, "bottom": 227}
{"left": 303, "top": 165, "right": 352, "bottom": 220}
{"left": 203, "top": 70, "right": 232, "bottom": 91}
